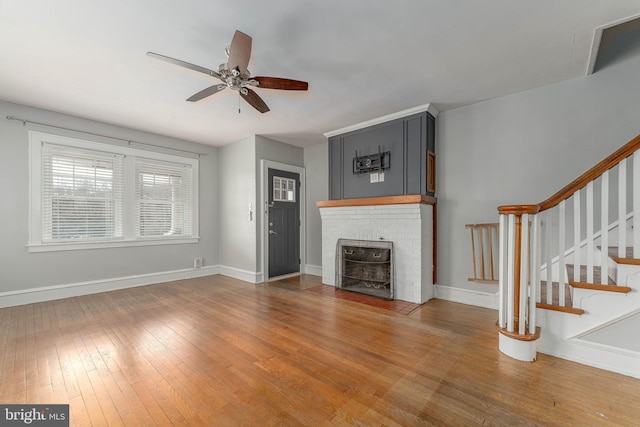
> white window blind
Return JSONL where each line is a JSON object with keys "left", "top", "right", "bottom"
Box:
{"left": 135, "top": 158, "right": 193, "bottom": 237}
{"left": 42, "top": 143, "right": 124, "bottom": 242}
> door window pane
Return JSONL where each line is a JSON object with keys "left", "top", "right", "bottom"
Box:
{"left": 273, "top": 176, "right": 296, "bottom": 202}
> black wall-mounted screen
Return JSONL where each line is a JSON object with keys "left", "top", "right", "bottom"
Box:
{"left": 353, "top": 150, "right": 391, "bottom": 174}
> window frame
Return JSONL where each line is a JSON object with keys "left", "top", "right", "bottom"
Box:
{"left": 28, "top": 131, "right": 199, "bottom": 253}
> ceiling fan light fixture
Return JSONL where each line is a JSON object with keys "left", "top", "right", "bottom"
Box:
{"left": 148, "top": 30, "right": 308, "bottom": 113}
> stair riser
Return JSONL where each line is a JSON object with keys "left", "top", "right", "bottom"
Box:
{"left": 616, "top": 263, "right": 640, "bottom": 289}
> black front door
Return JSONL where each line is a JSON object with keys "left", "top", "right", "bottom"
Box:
{"left": 268, "top": 168, "right": 300, "bottom": 278}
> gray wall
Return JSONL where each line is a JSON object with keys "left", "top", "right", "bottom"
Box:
{"left": 217, "top": 135, "right": 305, "bottom": 277}
{"left": 0, "top": 100, "right": 219, "bottom": 293}
{"left": 255, "top": 135, "right": 304, "bottom": 167}
{"left": 219, "top": 135, "right": 257, "bottom": 273}
{"left": 303, "top": 143, "right": 328, "bottom": 269}
{"left": 437, "top": 46, "right": 640, "bottom": 293}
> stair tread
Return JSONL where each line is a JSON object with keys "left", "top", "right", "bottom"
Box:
{"left": 570, "top": 282, "right": 632, "bottom": 293}
{"left": 536, "top": 302, "right": 585, "bottom": 315}
{"left": 613, "top": 257, "right": 640, "bottom": 265}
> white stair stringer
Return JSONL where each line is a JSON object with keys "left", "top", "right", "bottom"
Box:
{"left": 535, "top": 265, "right": 640, "bottom": 379}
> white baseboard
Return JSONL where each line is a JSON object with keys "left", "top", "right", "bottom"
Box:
{"left": 0, "top": 265, "right": 220, "bottom": 308}
{"left": 217, "top": 265, "right": 262, "bottom": 284}
{"left": 538, "top": 337, "right": 640, "bottom": 379}
{"left": 304, "top": 264, "right": 322, "bottom": 276}
{"left": 434, "top": 285, "right": 498, "bottom": 310}
{"left": 0, "top": 269, "right": 497, "bottom": 310}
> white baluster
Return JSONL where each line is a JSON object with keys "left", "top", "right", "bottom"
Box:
{"left": 546, "top": 210, "right": 553, "bottom": 305}
{"left": 601, "top": 171, "right": 609, "bottom": 284}
{"left": 587, "top": 181, "right": 594, "bottom": 283}
{"left": 619, "top": 159, "right": 627, "bottom": 258}
{"left": 530, "top": 213, "right": 540, "bottom": 335}
{"left": 498, "top": 214, "right": 507, "bottom": 329}
{"left": 559, "top": 201, "right": 566, "bottom": 306}
{"left": 520, "top": 214, "right": 529, "bottom": 335}
{"left": 574, "top": 191, "right": 581, "bottom": 282}
{"left": 506, "top": 214, "right": 516, "bottom": 333}
{"left": 634, "top": 153, "right": 640, "bottom": 257}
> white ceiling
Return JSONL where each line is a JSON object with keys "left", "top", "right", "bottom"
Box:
{"left": 1, "top": 1, "right": 639, "bottom": 147}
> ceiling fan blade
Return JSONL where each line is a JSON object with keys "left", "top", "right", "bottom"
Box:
{"left": 227, "top": 30, "right": 252, "bottom": 75}
{"left": 186, "top": 84, "right": 226, "bottom": 102}
{"left": 254, "top": 76, "right": 308, "bottom": 91}
{"left": 240, "top": 88, "right": 270, "bottom": 113}
{"left": 147, "top": 52, "right": 221, "bottom": 79}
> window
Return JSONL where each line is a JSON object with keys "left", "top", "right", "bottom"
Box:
{"left": 29, "top": 132, "right": 199, "bottom": 252}
{"left": 273, "top": 176, "right": 296, "bottom": 202}
{"left": 135, "top": 158, "right": 192, "bottom": 237}
{"left": 42, "top": 143, "right": 124, "bottom": 242}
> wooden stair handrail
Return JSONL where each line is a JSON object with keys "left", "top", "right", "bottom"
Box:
{"left": 498, "top": 134, "right": 640, "bottom": 215}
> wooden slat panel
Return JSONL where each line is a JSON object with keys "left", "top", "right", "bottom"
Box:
{"left": 479, "top": 226, "right": 486, "bottom": 280}
{"left": 466, "top": 223, "right": 499, "bottom": 283}
{"left": 488, "top": 225, "right": 496, "bottom": 280}
{"left": 470, "top": 226, "right": 477, "bottom": 280}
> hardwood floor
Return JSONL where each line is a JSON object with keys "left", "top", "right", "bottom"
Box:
{"left": 1, "top": 274, "right": 639, "bottom": 426}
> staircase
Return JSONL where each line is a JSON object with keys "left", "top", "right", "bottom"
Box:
{"left": 539, "top": 260, "right": 632, "bottom": 314}
{"left": 496, "top": 134, "right": 640, "bottom": 379}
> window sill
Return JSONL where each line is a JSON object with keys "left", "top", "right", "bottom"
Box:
{"left": 27, "top": 237, "right": 200, "bottom": 253}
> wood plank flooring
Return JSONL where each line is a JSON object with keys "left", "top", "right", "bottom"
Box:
{"left": 1, "top": 274, "right": 639, "bottom": 426}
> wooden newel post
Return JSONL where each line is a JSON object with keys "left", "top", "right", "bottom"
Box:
{"left": 497, "top": 204, "right": 541, "bottom": 362}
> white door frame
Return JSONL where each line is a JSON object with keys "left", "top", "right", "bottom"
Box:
{"left": 260, "top": 159, "right": 306, "bottom": 282}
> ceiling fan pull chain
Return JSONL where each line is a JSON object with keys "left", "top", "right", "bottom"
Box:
{"left": 238, "top": 94, "right": 241, "bottom": 114}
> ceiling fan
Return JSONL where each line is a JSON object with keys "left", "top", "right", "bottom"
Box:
{"left": 147, "top": 30, "right": 308, "bottom": 113}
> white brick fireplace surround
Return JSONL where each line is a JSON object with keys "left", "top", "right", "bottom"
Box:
{"left": 317, "top": 195, "right": 436, "bottom": 304}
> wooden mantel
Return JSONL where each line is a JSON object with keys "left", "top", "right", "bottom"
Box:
{"left": 316, "top": 194, "right": 437, "bottom": 208}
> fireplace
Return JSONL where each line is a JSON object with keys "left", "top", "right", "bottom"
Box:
{"left": 317, "top": 195, "right": 435, "bottom": 304}
{"left": 336, "top": 239, "right": 394, "bottom": 299}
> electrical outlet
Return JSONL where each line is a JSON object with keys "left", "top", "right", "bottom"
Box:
{"left": 378, "top": 172, "right": 384, "bottom": 182}
{"left": 193, "top": 258, "right": 203, "bottom": 268}
{"left": 370, "top": 172, "right": 379, "bottom": 183}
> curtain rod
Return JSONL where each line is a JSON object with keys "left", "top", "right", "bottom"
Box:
{"left": 6, "top": 115, "right": 206, "bottom": 157}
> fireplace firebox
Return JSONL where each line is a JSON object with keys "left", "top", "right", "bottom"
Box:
{"left": 335, "top": 239, "right": 394, "bottom": 299}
